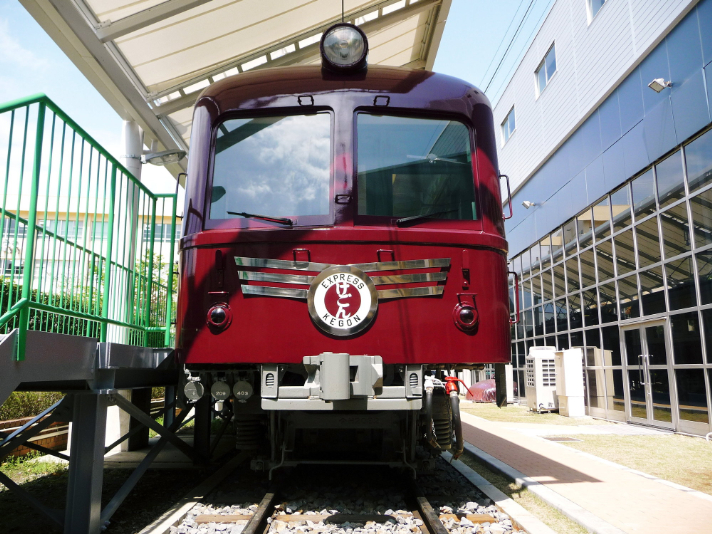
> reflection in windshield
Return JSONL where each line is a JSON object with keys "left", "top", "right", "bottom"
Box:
{"left": 210, "top": 114, "right": 331, "bottom": 220}
{"left": 356, "top": 114, "right": 477, "bottom": 220}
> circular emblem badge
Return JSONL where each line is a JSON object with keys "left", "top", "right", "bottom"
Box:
{"left": 307, "top": 265, "right": 378, "bottom": 336}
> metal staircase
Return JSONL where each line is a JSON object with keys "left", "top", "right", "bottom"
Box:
{"left": 0, "top": 94, "right": 188, "bottom": 534}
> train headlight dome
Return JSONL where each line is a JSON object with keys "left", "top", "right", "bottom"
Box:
{"left": 320, "top": 23, "right": 368, "bottom": 72}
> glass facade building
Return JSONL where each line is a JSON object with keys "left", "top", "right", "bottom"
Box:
{"left": 504, "top": 0, "right": 712, "bottom": 435}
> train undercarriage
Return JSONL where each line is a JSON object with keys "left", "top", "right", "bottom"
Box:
{"left": 184, "top": 354, "right": 491, "bottom": 477}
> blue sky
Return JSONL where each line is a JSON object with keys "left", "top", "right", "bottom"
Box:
{"left": 0, "top": 0, "right": 555, "bottom": 193}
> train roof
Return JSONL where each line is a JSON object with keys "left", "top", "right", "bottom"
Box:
{"left": 195, "top": 65, "right": 493, "bottom": 117}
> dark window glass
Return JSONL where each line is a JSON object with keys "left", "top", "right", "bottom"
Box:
{"left": 517, "top": 342, "right": 526, "bottom": 366}
{"left": 555, "top": 298, "right": 568, "bottom": 332}
{"left": 655, "top": 151, "right": 685, "bottom": 208}
{"left": 690, "top": 189, "right": 712, "bottom": 248}
{"left": 558, "top": 334, "right": 570, "bottom": 350}
{"left": 631, "top": 170, "right": 656, "bottom": 219}
{"left": 578, "top": 208, "right": 594, "bottom": 248}
{"left": 685, "top": 129, "right": 712, "bottom": 193}
{"left": 579, "top": 248, "right": 596, "bottom": 287}
{"left": 606, "top": 369, "right": 625, "bottom": 412}
{"left": 648, "top": 368, "right": 672, "bottom": 422}
{"left": 583, "top": 288, "right": 599, "bottom": 326}
{"left": 518, "top": 370, "right": 526, "bottom": 398}
{"left": 588, "top": 370, "right": 605, "bottom": 408}
{"left": 569, "top": 292, "right": 582, "bottom": 329}
{"left": 211, "top": 114, "right": 331, "bottom": 221}
{"left": 703, "top": 310, "right": 712, "bottom": 363}
{"left": 666, "top": 256, "right": 697, "bottom": 310}
{"left": 636, "top": 218, "right": 662, "bottom": 268}
{"left": 614, "top": 229, "right": 636, "bottom": 274}
{"left": 611, "top": 185, "right": 632, "bottom": 231}
{"left": 602, "top": 325, "right": 622, "bottom": 366}
{"left": 534, "top": 306, "right": 544, "bottom": 336}
{"left": 546, "top": 336, "right": 557, "bottom": 348}
{"left": 566, "top": 257, "right": 580, "bottom": 293}
{"left": 531, "top": 275, "right": 542, "bottom": 305}
{"left": 586, "top": 328, "right": 602, "bottom": 365}
{"left": 524, "top": 309, "right": 534, "bottom": 337}
{"left": 624, "top": 328, "right": 642, "bottom": 366}
{"left": 646, "top": 324, "right": 667, "bottom": 364}
{"left": 540, "top": 236, "right": 552, "bottom": 270}
{"left": 618, "top": 274, "right": 640, "bottom": 319}
{"left": 596, "top": 239, "right": 615, "bottom": 281}
{"left": 640, "top": 266, "right": 666, "bottom": 315}
{"left": 553, "top": 263, "right": 566, "bottom": 299}
{"left": 599, "top": 281, "right": 617, "bottom": 323}
{"left": 671, "top": 312, "right": 703, "bottom": 364}
{"left": 699, "top": 251, "right": 712, "bottom": 305}
{"left": 594, "top": 197, "right": 611, "bottom": 239}
{"left": 676, "top": 369, "right": 709, "bottom": 423}
{"left": 570, "top": 330, "right": 584, "bottom": 348}
{"left": 357, "top": 115, "right": 477, "bottom": 220}
{"left": 551, "top": 228, "right": 564, "bottom": 261}
{"left": 544, "top": 302, "right": 555, "bottom": 334}
{"left": 660, "top": 203, "right": 691, "bottom": 259}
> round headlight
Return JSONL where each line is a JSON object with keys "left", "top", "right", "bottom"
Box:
{"left": 320, "top": 23, "right": 368, "bottom": 71}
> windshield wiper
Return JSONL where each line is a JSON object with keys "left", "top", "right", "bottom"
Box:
{"left": 396, "top": 209, "right": 458, "bottom": 227}
{"left": 227, "top": 211, "right": 294, "bottom": 226}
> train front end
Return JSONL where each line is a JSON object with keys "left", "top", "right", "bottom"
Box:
{"left": 177, "top": 25, "right": 511, "bottom": 471}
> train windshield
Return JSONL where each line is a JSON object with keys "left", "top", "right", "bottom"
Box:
{"left": 210, "top": 113, "right": 331, "bottom": 222}
{"left": 356, "top": 114, "right": 477, "bottom": 221}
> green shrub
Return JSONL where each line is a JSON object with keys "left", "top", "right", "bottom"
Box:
{"left": 0, "top": 391, "right": 64, "bottom": 421}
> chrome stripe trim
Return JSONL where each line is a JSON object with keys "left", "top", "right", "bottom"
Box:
{"left": 377, "top": 286, "right": 445, "bottom": 299}
{"left": 371, "top": 272, "right": 448, "bottom": 285}
{"left": 234, "top": 257, "right": 331, "bottom": 272}
{"left": 241, "top": 286, "right": 308, "bottom": 299}
{"left": 238, "top": 271, "right": 313, "bottom": 285}
{"left": 352, "top": 258, "right": 451, "bottom": 272}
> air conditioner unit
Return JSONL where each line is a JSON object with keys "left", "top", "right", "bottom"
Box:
{"left": 525, "top": 347, "right": 558, "bottom": 412}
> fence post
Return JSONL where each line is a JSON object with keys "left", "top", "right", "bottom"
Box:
{"left": 163, "top": 196, "right": 178, "bottom": 347}
{"left": 143, "top": 199, "right": 157, "bottom": 345}
{"left": 16, "top": 102, "right": 45, "bottom": 361}
{"left": 100, "top": 165, "right": 117, "bottom": 343}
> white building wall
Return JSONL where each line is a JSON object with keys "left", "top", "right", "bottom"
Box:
{"left": 493, "top": 0, "right": 699, "bottom": 192}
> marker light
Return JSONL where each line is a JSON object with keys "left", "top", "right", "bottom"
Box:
{"left": 320, "top": 23, "right": 368, "bottom": 72}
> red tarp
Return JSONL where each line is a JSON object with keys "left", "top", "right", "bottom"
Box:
{"left": 465, "top": 379, "right": 518, "bottom": 402}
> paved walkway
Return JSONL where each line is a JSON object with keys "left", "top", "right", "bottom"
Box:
{"left": 460, "top": 410, "right": 712, "bottom": 534}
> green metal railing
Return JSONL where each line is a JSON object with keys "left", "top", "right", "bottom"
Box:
{"left": 0, "top": 94, "right": 179, "bottom": 360}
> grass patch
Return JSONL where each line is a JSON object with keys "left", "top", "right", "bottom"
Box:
{"left": 461, "top": 402, "right": 610, "bottom": 426}
{"left": 458, "top": 452, "right": 587, "bottom": 534}
{"left": 557, "top": 433, "right": 712, "bottom": 496}
{"left": 0, "top": 452, "right": 67, "bottom": 489}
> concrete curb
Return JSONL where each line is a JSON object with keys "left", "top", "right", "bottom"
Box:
{"left": 462, "top": 442, "right": 626, "bottom": 534}
{"left": 443, "top": 452, "right": 558, "bottom": 534}
{"left": 138, "top": 452, "right": 249, "bottom": 534}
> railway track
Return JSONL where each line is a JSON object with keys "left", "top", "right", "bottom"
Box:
{"left": 163, "top": 458, "right": 523, "bottom": 534}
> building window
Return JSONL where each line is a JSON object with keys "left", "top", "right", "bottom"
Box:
{"left": 501, "top": 107, "right": 516, "bottom": 144}
{"left": 536, "top": 44, "right": 556, "bottom": 96}
{"left": 588, "top": 0, "right": 607, "bottom": 20}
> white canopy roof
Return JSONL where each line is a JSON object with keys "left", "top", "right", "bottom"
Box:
{"left": 21, "top": 0, "right": 452, "bottom": 180}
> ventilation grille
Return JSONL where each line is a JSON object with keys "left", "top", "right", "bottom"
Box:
{"left": 409, "top": 373, "right": 419, "bottom": 390}
{"left": 265, "top": 372, "right": 275, "bottom": 388}
{"left": 542, "top": 359, "right": 556, "bottom": 387}
{"left": 526, "top": 359, "right": 535, "bottom": 387}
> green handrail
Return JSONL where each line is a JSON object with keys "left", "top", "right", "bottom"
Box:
{"left": 0, "top": 95, "right": 179, "bottom": 360}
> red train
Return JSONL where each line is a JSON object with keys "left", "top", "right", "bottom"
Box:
{"left": 177, "top": 24, "right": 511, "bottom": 470}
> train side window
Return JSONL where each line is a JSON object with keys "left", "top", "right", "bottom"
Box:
{"left": 355, "top": 114, "right": 477, "bottom": 222}
{"left": 209, "top": 113, "right": 331, "bottom": 223}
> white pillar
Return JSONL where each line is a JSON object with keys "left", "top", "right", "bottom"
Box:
{"left": 121, "top": 120, "right": 143, "bottom": 181}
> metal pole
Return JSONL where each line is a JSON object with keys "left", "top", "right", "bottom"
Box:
{"left": 64, "top": 393, "right": 108, "bottom": 534}
{"left": 163, "top": 194, "right": 178, "bottom": 347}
{"left": 17, "top": 102, "right": 46, "bottom": 361}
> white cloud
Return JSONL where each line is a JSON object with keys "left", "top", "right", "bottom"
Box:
{"left": 0, "top": 17, "right": 48, "bottom": 69}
